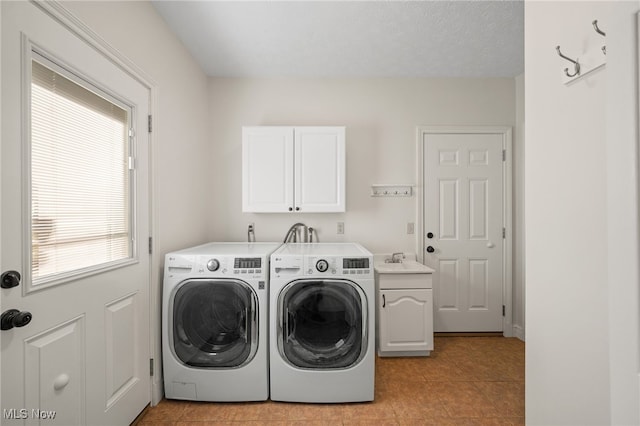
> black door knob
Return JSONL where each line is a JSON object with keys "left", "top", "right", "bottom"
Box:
{"left": 426, "top": 246, "right": 435, "bottom": 253}
{"left": 1, "top": 271, "right": 21, "bottom": 289}
{"left": 427, "top": 232, "right": 434, "bottom": 239}
{"left": 1, "top": 309, "right": 32, "bottom": 330}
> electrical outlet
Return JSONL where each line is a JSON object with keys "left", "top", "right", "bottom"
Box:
{"left": 407, "top": 222, "right": 415, "bottom": 234}
{"left": 337, "top": 222, "right": 344, "bottom": 234}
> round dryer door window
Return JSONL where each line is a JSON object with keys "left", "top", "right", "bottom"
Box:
{"left": 279, "top": 280, "right": 366, "bottom": 369}
{"left": 172, "top": 279, "right": 257, "bottom": 368}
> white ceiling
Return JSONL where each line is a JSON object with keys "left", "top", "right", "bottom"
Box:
{"left": 152, "top": 1, "right": 524, "bottom": 78}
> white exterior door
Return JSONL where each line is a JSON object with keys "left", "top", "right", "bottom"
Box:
{"left": 1, "top": 2, "right": 150, "bottom": 424}
{"left": 422, "top": 131, "right": 506, "bottom": 332}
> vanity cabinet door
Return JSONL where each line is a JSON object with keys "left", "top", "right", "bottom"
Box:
{"left": 379, "top": 289, "right": 434, "bottom": 353}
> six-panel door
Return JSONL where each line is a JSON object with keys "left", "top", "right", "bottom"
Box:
{"left": 423, "top": 132, "right": 505, "bottom": 332}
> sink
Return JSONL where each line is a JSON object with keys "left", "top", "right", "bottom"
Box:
{"left": 374, "top": 260, "right": 435, "bottom": 274}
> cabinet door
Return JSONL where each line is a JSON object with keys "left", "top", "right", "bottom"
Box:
{"left": 242, "top": 127, "right": 294, "bottom": 212}
{"left": 294, "top": 127, "right": 345, "bottom": 212}
{"left": 379, "top": 289, "right": 434, "bottom": 353}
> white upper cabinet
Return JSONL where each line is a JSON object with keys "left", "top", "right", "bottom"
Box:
{"left": 242, "top": 126, "right": 345, "bottom": 213}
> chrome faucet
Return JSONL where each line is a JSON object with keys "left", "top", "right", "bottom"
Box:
{"left": 283, "top": 223, "right": 308, "bottom": 243}
{"left": 389, "top": 252, "right": 405, "bottom": 263}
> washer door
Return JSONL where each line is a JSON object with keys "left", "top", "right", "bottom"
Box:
{"left": 171, "top": 279, "right": 257, "bottom": 368}
{"left": 278, "top": 279, "right": 367, "bottom": 369}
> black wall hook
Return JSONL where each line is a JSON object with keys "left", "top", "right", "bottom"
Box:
{"left": 592, "top": 20, "right": 606, "bottom": 55}
{"left": 556, "top": 46, "right": 581, "bottom": 78}
{"left": 592, "top": 20, "right": 606, "bottom": 36}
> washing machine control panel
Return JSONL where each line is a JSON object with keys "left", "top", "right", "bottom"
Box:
{"left": 304, "top": 256, "right": 337, "bottom": 275}
{"left": 341, "top": 257, "right": 371, "bottom": 276}
{"left": 303, "top": 256, "right": 372, "bottom": 276}
{"left": 231, "top": 257, "right": 263, "bottom": 276}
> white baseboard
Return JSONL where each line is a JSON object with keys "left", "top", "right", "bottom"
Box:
{"left": 513, "top": 324, "right": 525, "bottom": 341}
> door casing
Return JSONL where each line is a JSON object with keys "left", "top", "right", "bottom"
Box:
{"left": 416, "top": 126, "right": 513, "bottom": 337}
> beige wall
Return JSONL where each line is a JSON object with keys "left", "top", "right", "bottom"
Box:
{"left": 524, "top": 1, "right": 640, "bottom": 424}
{"left": 605, "top": 2, "right": 640, "bottom": 423}
{"left": 526, "top": 1, "right": 608, "bottom": 420}
{"left": 208, "top": 77, "right": 516, "bottom": 249}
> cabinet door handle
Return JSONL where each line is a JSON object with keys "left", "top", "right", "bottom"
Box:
{"left": 382, "top": 294, "right": 386, "bottom": 308}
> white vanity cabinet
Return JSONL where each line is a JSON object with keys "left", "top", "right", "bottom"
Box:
{"left": 375, "top": 263, "right": 435, "bottom": 357}
{"left": 242, "top": 126, "right": 345, "bottom": 213}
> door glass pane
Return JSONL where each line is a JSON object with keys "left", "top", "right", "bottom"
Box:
{"left": 173, "top": 280, "right": 256, "bottom": 368}
{"left": 30, "top": 55, "right": 132, "bottom": 285}
{"left": 281, "top": 280, "right": 364, "bottom": 369}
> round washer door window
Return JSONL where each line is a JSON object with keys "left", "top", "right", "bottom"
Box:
{"left": 172, "top": 279, "right": 257, "bottom": 368}
{"left": 279, "top": 280, "right": 366, "bottom": 369}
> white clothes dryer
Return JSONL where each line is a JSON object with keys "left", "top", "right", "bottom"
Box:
{"left": 269, "top": 242, "right": 375, "bottom": 403}
{"left": 162, "top": 242, "right": 281, "bottom": 401}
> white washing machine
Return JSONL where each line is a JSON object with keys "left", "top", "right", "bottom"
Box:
{"left": 269, "top": 242, "right": 375, "bottom": 403}
{"left": 162, "top": 242, "right": 281, "bottom": 401}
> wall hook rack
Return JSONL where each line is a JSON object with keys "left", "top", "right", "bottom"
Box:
{"left": 370, "top": 184, "right": 413, "bottom": 197}
{"left": 556, "top": 45, "right": 581, "bottom": 77}
{"left": 592, "top": 20, "right": 606, "bottom": 55}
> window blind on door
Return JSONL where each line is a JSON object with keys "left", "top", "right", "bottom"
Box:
{"left": 30, "top": 58, "right": 132, "bottom": 284}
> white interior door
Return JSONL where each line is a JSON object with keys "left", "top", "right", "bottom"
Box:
{"left": 423, "top": 131, "right": 505, "bottom": 332}
{"left": 1, "top": 2, "right": 150, "bottom": 424}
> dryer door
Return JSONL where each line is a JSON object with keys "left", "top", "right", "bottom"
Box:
{"left": 278, "top": 279, "right": 367, "bottom": 369}
{"left": 171, "top": 279, "right": 258, "bottom": 368}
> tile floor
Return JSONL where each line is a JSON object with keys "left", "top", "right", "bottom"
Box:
{"left": 135, "top": 336, "right": 524, "bottom": 425}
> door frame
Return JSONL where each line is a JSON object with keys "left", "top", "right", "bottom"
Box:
{"left": 21, "top": 1, "right": 161, "bottom": 405}
{"left": 416, "top": 126, "right": 513, "bottom": 337}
